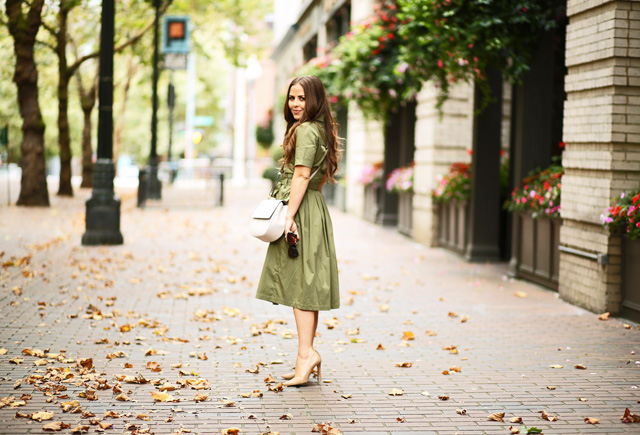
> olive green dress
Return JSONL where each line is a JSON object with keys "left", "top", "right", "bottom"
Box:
{"left": 256, "top": 120, "right": 340, "bottom": 311}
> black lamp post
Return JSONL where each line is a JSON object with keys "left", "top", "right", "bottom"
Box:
{"left": 82, "top": 0, "right": 123, "bottom": 245}
{"left": 146, "top": 0, "right": 162, "bottom": 199}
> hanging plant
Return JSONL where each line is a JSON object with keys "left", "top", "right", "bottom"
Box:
{"left": 296, "top": 54, "right": 349, "bottom": 109}
{"left": 397, "top": 0, "right": 563, "bottom": 110}
{"left": 324, "top": 0, "right": 422, "bottom": 119}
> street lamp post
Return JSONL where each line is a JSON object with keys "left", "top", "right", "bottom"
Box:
{"left": 147, "top": 0, "right": 162, "bottom": 199}
{"left": 82, "top": 0, "right": 123, "bottom": 246}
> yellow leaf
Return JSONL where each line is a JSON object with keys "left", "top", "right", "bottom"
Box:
{"left": 598, "top": 312, "right": 610, "bottom": 320}
{"left": 549, "top": 364, "right": 563, "bottom": 369}
{"left": 388, "top": 388, "right": 404, "bottom": 396}
{"left": 31, "top": 411, "right": 54, "bottom": 422}
{"left": 514, "top": 291, "right": 528, "bottom": 298}
{"left": 510, "top": 417, "right": 522, "bottom": 423}
{"left": 584, "top": 417, "right": 599, "bottom": 424}
{"left": 402, "top": 331, "right": 415, "bottom": 341}
{"left": 151, "top": 391, "right": 176, "bottom": 402}
{"left": 194, "top": 393, "right": 208, "bottom": 403}
{"left": 488, "top": 412, "right": 505, "bottom": 422}
{"left": 376, "top": 343, "right": 385, "bottom": 350}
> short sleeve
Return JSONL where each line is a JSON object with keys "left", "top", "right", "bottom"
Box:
{"left": 294, "top": 123, "right": 320, "bottom": 168}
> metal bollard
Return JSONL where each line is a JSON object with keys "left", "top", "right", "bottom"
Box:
{"left": 137, "top": 168, "right": 148, "bottom": 208}
{"left": 216, "top": 172, "right": 224, "bottom": 207}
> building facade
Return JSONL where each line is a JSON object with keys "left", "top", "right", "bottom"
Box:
{"left": 270, "top": 0, "right": 640, "bottom": 320}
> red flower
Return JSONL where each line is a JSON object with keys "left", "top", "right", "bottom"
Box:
{"left": 558, "top": 141, "right": 566, "bottom": 149}
{"left": 522, "top": 7, "right": 528, "bottom": 12}
{"left": 387, "top": 33, "right": 394, "bottom": 39}
{"left": 437, "top": 59, "right": 444, "bottom": 68}
{"left": 466, "top": 149, "right": 473, "bottom": 156}
{"left": 378, "top": 36, "right": 386, "bottom": 42}
{"left": 468, "top": 43, "right": 474, "bottom": 49}
{"left": 500, "top": 149, "right": 505, "bottom": 157}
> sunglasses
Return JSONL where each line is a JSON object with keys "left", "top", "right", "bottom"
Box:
{"left": 286, "top": 232, "right": 299, "bottom": 259}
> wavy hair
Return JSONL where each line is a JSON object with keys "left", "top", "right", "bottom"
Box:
{"left": 281, "top": 75, "right": 342, "bottom": 183}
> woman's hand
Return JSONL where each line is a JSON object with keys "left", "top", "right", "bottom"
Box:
{"left": 285, "top": 217, "right": 298, "bottom": 239}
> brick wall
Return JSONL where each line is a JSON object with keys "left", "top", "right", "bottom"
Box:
{"left": 412, "top": 83, "right": 474, "bottom": 246}
{"left": 559, "top": 0, "right": 640, "bottom": 313}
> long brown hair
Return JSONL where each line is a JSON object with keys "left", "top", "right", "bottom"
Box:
{"left": 281, "top": 75, "right": 342, "bottom": 183}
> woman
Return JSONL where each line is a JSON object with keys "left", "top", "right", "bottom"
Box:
{"left": 256, "top": 75, "right": 341, "bottom": 387}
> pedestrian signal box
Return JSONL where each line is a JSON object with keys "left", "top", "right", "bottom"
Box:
{"left": 162, "top": 16, "right": 190, "bottom": 54}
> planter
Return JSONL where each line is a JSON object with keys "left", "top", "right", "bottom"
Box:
{"left": 363, "top": 184, "right": 379, "bottom": 223}
{"left": 515, "top": 212, "right": 561, "bottom": 290}
{"left": 398, "top": 192, "right": 413, "bottom": 236}
{"left": 437, "top": 201, "right": 468, "bottom": 255}
{"left": 622, "top": 237, "right": 640, "bottom": 322}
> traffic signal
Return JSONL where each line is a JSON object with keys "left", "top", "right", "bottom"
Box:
{"left": 192, "top": 130, "right": 203, "bottom": 145}
{"left": 162, "top": 16, "right": 190, "bottom": 54}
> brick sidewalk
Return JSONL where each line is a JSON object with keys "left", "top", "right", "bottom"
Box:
{"left": 1, "top": 184, "right": 639, "bottom": 435}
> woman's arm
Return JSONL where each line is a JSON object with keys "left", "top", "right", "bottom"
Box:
{"left": 285, "top": 165, "right": 312, "bottom": 238}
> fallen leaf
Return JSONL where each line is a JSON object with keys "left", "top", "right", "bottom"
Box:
{"left": 456, "top": 409, "right": 466, "bottom": 415}
{"left": 549, "top": 364, "right": 563, "bottom": 369}
{"left": 488, "top": 412, "right": 505, "bottom": 422}
{"left": 388, "top": 388, "right": 404, "bottom": 396}
{"left": 60, "top": 401, "right": 80, "bottom": 412}
{"left": 621, "top": 408, "right": 640, "bottom": 423}
{"left": 514, "top": 291, "right": 528, "bottom": 298}
{"left": 425, "top": 329, "right": 437, "bottom": 336}
{"left": 442, "top": 370, "right": 450, "bottom": 375}
{"left": 279, "top": 414, "right": 292, "bottom": 420}
{"left": 32, "top": 411, "right": 54, "bottom": 422}
{"left": 460, "top": 315, "right": 470, "bottom": 323}
{"left": 396, "top": 416, "right": 406, "bottom": 423}
{"left": 395, "top": 362, "right": 412, "bottom": 368}
{"left": 341, "top": 394, "right": 352, "bottom": 399}
{"left": 402, "top": 331, "right": 414, "bottom": 341}
{"left": 539, "top": 410, "right": 558, "bottom": 421}
{"left": 379, "top": 304, "right": 389, "bottom": 312}
{"left": 578, "top": 397, "right": 588, "bottom": 402}
{"left": 438, "top": 395, "right": 449, "bottom": 401}
{"left": 146, "top": 361, "right": 161, "bottom": 372}
{"left": 376, "top": 343, "right": 385, "bottom": 350}
{"left": 509, "top": 427, "right": 520, "bottom": 434}
{"left": 151, "top": 391, "right": 177, "bottom": 402}
{"left": 194, "top": 393, "right": 208, "bottom": 402}
{"left": 546, "top": 386, "right": 556, "bottom": 390}
{"left": 448, "top": 311, "right": 458, "bottom": 317}
{"left": 598, "top": 312, "right": 610, "bottom": 320}
{"left": 574, "top": 364, "right": 587, "bottom": 370}
{"left": 43, "top": 421, "right": 70, "bottom": 431}
{"left": 510, "top": 417, "right": 523, "bottom": 423}
{"left": 70, "top": 425, "right": 90, "bottom": 434}
{"left": 584, "top": 417, "right": 599, "bottom": 424}
{"left": 222, "top": 400, "right": 236, "bottom": 407}
{"left": 221, "top": 428, "right": 242, "bottom": 435}
{"left": 263, "top": 374, "right": 275, "bottom": 383}
{"left": 115, "top": 393, "right": 131, "bottom": 401}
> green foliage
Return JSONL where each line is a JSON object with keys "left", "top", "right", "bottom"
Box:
{"left": 603, "top": 190, "right": 640, "bottom": 241}
{"left": 326, "top": 0, "right": 422, "bottom": 119}
{"left": 397, "top": 0, "right": 563, "bottom": 109}
{"left": 432, "top": 162, "right": 471, "bottom": 203}
{"left": 262, "top": 166, "right": 278, "bottom": 182}
{"left": 255, "top": 116, "right": 274, "bottom": 149}
{"left": 504, "top": 157, "right": 563, "bottom": 218}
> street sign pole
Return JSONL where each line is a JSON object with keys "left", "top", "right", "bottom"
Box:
{"left": 147, "top": 0, "right": 162, "bottom": 200}
{"left": 82, "top": 0, "right": 123, "bottom": 246}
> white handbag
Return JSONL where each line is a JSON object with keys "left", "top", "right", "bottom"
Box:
{"left": 249, "top": 163, "right": 322, "bottom": 242}
{"left": 249, "top": 198, "right": 288, "bottom": 242}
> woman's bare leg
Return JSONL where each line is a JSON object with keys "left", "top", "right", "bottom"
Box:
{"left": 293, "top": 308, "right": 317, "bottom": 358}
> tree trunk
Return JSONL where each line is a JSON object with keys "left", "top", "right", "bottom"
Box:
{"left": 56, "top": 3, "right": 73, "bottom": 196}
{"left": 6, "top": 0, "right": 49, "bottom": 206}
{"left": 76, "top": 67, "right": 98, "bottom": 188}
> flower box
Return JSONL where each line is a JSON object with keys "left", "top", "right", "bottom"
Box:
{"left": 364, "top": 184, "right": 379, "bottom": 223}
{"left": 622, "top": 237, "right": 640, "bottom": 322}
{"left": 398, "top": 192, "right": 413, "bottom": 237}
{"left": 515, "top": 212, "right": 561, "bottom": 290}
{"left": 438, "top": 201, "right": 468, "bottom": 255}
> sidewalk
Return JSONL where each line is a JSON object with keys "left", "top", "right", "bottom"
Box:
{"left": 1, "top": 183, "right": 639, "bottom": 435}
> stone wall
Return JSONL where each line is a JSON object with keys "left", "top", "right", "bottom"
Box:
{"left": 559, "top": 0, "right": 640, "bottom": 313}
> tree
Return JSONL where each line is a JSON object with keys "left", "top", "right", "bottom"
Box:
{"left": 74, "top": 61, "right": 98, "bottom": 188}
{"left": 5, "top": 0, "right": 49, "bottom": 206}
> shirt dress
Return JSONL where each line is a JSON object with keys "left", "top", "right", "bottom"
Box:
{"left": 255, "top": 120, "right": 340, "bottom": 311}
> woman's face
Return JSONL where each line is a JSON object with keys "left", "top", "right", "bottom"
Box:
{"left": 288, "top": 83, "right": 305, "bottom": 120}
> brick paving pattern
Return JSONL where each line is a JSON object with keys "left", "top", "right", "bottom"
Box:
{"left": 1, "top": 184, "right": 639, "bottom": 435}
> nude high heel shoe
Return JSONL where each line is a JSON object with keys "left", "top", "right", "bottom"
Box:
{"left": 283, "top": 350, "right": 321, "bottom": 387}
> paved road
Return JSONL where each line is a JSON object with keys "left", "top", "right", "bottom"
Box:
{"left": 1, "top": 183, "right": 639, "bottom": 435}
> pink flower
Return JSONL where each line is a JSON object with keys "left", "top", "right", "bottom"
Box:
{"left": 437, "top": 59, "right": 444, "bottom": 69}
